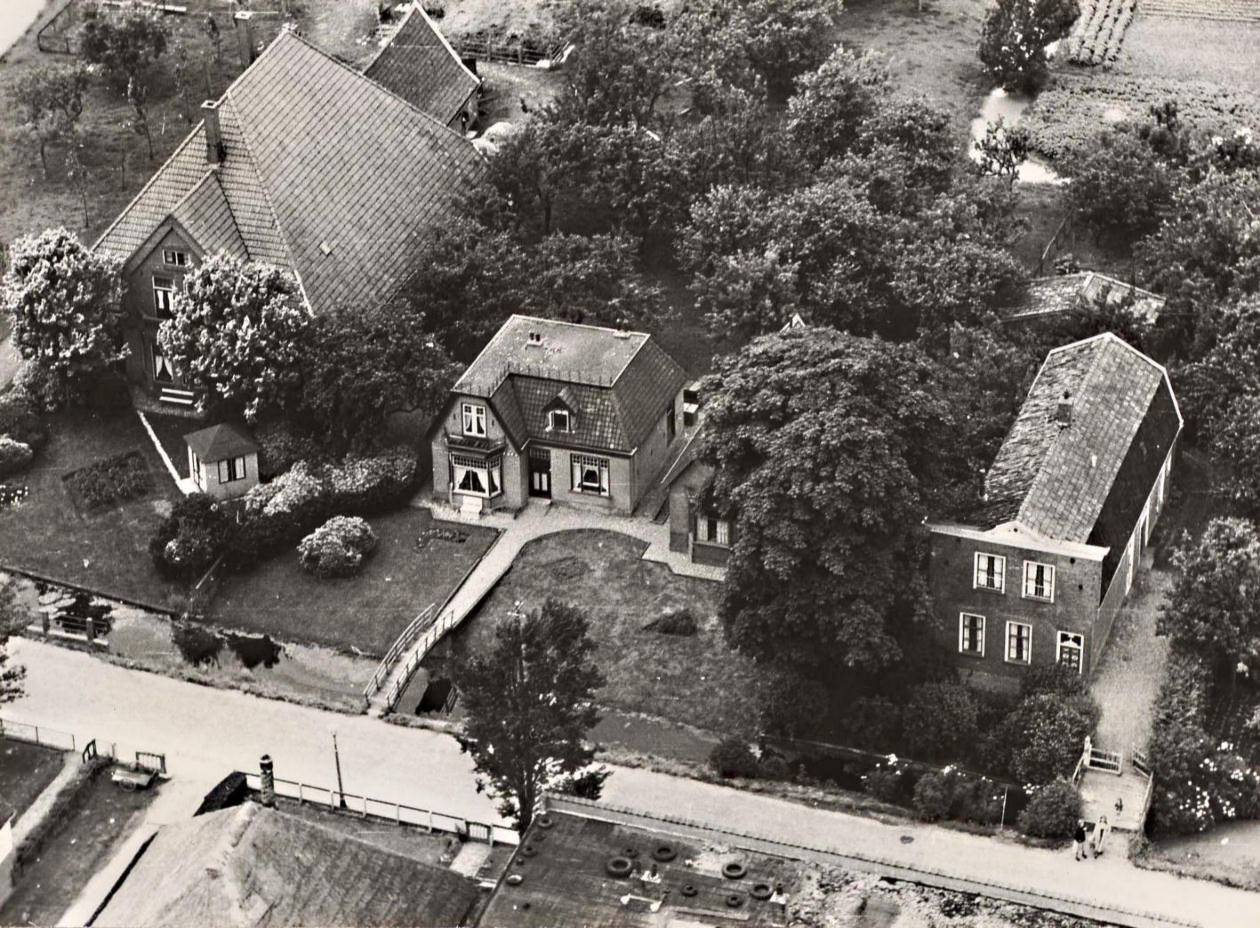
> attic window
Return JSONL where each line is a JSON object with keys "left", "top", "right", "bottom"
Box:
{"left": 527, "top": 331, "right": 543, "bottom": 346}
{"left": 548, "top": 409, "right": 571, "bottom": 433}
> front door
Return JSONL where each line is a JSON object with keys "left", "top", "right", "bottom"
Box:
{"left": 1057, "top": 631, "right": 1084, "bottom": 674}
{"left": 529, "top": 448, "right": 551, "bottom": 499}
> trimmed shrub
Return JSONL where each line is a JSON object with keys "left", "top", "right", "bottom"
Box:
{"left": 298, "top": 515, "right": 378, "bottom": 578}
{"left": 149, "top": 493, "right": 233, "bottom": 578}
{"left": 62, "top": 450, "right": 152, "bottom": 511}
{"left": 0, "top": 436, "right": 34, "bottom": 478}
{"left": 912, "top": 768, "right": 980, "bottom": 823}
{"left": 0, "top": 389, "right": 49, "bottom": 452}
{"left": 709, "top": 738, "right": 759, "bottom": 779}
{"left": 862, "top": 761, "right": 909, "bottom": 804}
{"left": 646, "top": 607, "right": 698, "bottom": 636}
{"left": 1017, "top": 776, "right": 1082, "bottom": 839}
{"left": 1003, "top": 692, "right": 1099, "bottom": 785}
{"left": 1020, "top": 662, "right": 1090, "bottom": 699}
{"left": 253, "top": 419, "right": 328, "bottom": 480}
{"left": 902, "top": 682, "right": 978, "bottom": 762}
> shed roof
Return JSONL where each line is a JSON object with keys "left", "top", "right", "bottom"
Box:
{"left": 1012, "top": 272, "right": 1166, "bottom": 323}
{"left": 95, "top": 803, "right": 480, "bottom": 928}
{"left": 979, "top": 333, "right": 1181, "bottom": 542}
{"left": 95, "top": 28, "right": 483, "bottom": 317}
{"left": 364, "top": 4, "right": 481, "bottom": 125}
{"left": 184, "top": 423, "right": 259, "bottom": 461}
{"left": 454, "top": 316, "right": 687, "bottom": 453}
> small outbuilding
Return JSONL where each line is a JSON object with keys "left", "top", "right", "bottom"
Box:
{"left": 183, "top": 423, "right": 259, "bottom": 501}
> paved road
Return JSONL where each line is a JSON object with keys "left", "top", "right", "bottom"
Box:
{"left": 10, "top": 639, "right": 1260, "bottom": 927}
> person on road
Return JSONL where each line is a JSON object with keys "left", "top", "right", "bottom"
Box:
{"left": 1092, "top": 816, "right": 1111, "bottom": 858}
{"left": 1073, "top": 820, "right": 1088, "bottom": 860}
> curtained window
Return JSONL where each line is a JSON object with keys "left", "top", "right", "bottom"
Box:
{"left": 571, "top": 454, "right": 609, "bottom": 497}
{"left": 451, "top": 454, "right": 502, "bottom": 499}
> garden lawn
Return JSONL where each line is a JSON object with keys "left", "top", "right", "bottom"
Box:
{"left": 0, "top": 409, "right": 185, "bottom": 611}
{"left": 0, "top": 738, "right": 64, "bottom": 823}
{"left": 425, "top": 529, "right": 765, "bottom": 735}
{"left": 1120, "top": 12, "right": 1260, "bottom": 97}
{"left": 0, "top": 763, "right": 157, "bottom": 927}
{"left": 208, "top": 508, "right": 497, "bottom": 658}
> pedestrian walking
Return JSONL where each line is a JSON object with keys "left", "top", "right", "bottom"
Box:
{"left": 1092, "top": 816, "right": 1110, "bottom": 858}
{"left": 1073, "top": 820, "right": 1088, "bottom": 861}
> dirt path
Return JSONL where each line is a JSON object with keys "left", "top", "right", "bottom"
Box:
{"left": 1090, "top": 561, "right": 1172, "bottom": 754}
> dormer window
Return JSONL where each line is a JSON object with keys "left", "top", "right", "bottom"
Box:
{"left": 462, "top": 402, "right": 487, "bottom": 438}
{"left": 162, "top": 249, "right": 189, "bottom": 267}
{"left": 548, "top": 409, "right": 571, "bottom": 432}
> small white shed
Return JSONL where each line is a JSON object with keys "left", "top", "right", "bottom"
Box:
{"left": 183, "top": 423, "right": 260, "bottom": 501}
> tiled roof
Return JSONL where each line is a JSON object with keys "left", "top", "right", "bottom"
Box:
{"left": 979, "top": 333, "right": 1181, "bottom": 542}
{"left": 456, "top": 316, "right": 688, "bottom": 454}
{"left": 363, "top": 5, "right": 480, "bottom": 126}
{"left": 170, "top": 174, "right": 248, "bottom": 261}
{"left": 95, "top": 29, "right": 483, "bottom": 316}
{"left": 1012, "top": 272, "right": 1166, "bottom": 323}
{"left": 183, "top": 422, "right": 258, "bottom": 461}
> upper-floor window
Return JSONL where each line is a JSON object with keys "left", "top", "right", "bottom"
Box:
{"left": 462, "top": 403, "right": 486, "bottom": 437}
{"left": 218, "top": 456, "right": 247, "bottom": 483}
{"left": 974, "top": 552, "right": 1005, "bottom": 592}
{"left": 958, "top": 613, "right": 985, "bottom": 657}
{"left": 152, "top": 276, "right": 175, "bottom": 317}
{"left": 571, "top": 454, "right": 609, "bottom": 497}
{"left": 1006, "top": 621, "right": 1032, "bottom": 664}
{"left": 162, "top": 248, "right": 189, "bottom": 267}
{"left": 1023, "top": 560, "right": 1055, "bottom": 602}
{"left": 697, "top": 516, "right": 730, "bottom": 546}
{"left": 548, "top": 409, "right": 571, "bottom": 433}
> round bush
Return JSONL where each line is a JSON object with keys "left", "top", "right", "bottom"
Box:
{"left": 902, "top": 682, "right": 978, "bottom": 762}
{"left": 862, "top": 762, "right": 907, "bottom": 804}
{"left": 0, "top": 388, "right": 49, "bottom": 452}
{"left": 912, "top": 769, "right": 959, "bottom": 823}
{"left": 708, "top": 738, "right": 759, "bottom": 779}
{"left": 149, "top": 493, "right": 233, "bottom": 578}
{"left": 0, "top": 435, "right": 34, "bottom": 478}
{"left": 298, "top": 515, "right": 378, "bottom": 578}
{"left": 1017, "top": 776, "right": 1082, "bottom": 839}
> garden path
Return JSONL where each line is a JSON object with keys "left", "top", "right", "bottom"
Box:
{"left": 13, "top": 639, "right": 1260, "bottom": 928}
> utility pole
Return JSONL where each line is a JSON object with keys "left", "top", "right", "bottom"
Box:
{"left": 332, "top": 730, "right": 347, "bottom": 809}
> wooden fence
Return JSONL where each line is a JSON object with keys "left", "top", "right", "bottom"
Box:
{"left": 242, "top": 771, "right": 516, "bottom": 846}
{"left": 0, "top": 718, "right": 75, "bottom": 751}
{"left": 36, "top": 0, "right": 77, "bottom": 55}
{"left": 2, "top": 716, "right": 166, "bottom": 775}
{"left": 451, "top": 37, "right": 567, "bottom": 67}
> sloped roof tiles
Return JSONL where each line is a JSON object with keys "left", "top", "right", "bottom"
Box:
{"left": 980, "top": 333, "right": 1181, "bottom": 542}
{"left": 363, "top": 5, "right": 481, "bottom": 126}
{"left": 94, "top": 29, "right": 483, "bottom": 316}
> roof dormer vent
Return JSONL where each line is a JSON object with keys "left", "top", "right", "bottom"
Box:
{"left": 526, "top": 330, "right": 543, "bottom": 347}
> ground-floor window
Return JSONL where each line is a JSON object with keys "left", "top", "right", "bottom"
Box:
{"left": 451, "top": 453, "right": 502, "bottom": 499}
{"left": 958, "top": 613, "right": 985, "bottom": 656}
{"left": 1057, "top": 630, "right": 1084, "bottom": 673}
{"left": 218, "top": 456, "right": 247, "bottom": 483}
{"left": 1006, "top": 621, "right": 1032, "bottom": 664}
{"left": 571, "top": 454, "right": 610, "bottom": 497}
{"left": 150, "top": 341, "right": 175, "bottom": 384}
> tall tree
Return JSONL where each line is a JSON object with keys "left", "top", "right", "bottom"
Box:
{"left": 2, "top": 228, "right": 124, "bottom": 403}
{"left": 455, "top": 599, "right": 607, "bottom": 833}
{"left": 158, "top": 253, "right": 308, "bottom": 420}
{"left": 979, "top": 0, "right": 1079, "bottom": 94}
{"left": 1158, "top": 518, "right": 1260, "bottom": 674}
{"left": 80, "top": 7, "right": 170, "bottom": 91}
{"left": 700, "top": 326, "right": 957, "bottom": 678}
{"left": 7, "top": 63, "right": 91, "bottom": 178}
{"left": 785, "top": 47, "right": 891, "bottom": 170}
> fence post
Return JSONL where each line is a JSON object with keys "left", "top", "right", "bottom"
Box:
{"left": 362, "top": 795, "right": 368, "bottom": 818}
{"left": 395, "top": 802, "right": 401, "bottom": 826}
{"left": 34, "top": 725, "right": 40, "bottom": 746}
{"left": 297, "top": 783, "right": 304, "bottom": 805}
{"left": 427, "top": 810, "right": 434, "bottom": 833}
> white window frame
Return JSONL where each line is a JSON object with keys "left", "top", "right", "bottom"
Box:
{"left": 548, "top": 409, "right": 571, "bottom": 433}
{"left": 162, "top": 248, "right": 189, "bottom": 267}
{"left": 1056, "top": 631, "right": 1084, "bottom": 673}
{"left": 571, "top": 454, "right": 610, "bottom": 497}
{"left": 461, "top": 403, "right": 487, "bottom": 438}
{"left": 152, "top": 275, "right": 175, "bottom": 317}
{"left": 958, "top": 613, "right": 985, "bottom": 657}
{"left": 151, "top": 341, "right": 175, "bottom": 383}
{"left": 190, "top": 451, "right": 202, "bottom": 489}
{"left": 1005, "top": 620, "right": 1032, "bottom": 665}
{"left": 450, "top": 453, "right": 502, "bottom": 499}
{"left": 697, "top": 515, "right": 730, "bottom": 547}
{"left": 973, "top": 552, "right": 1006, "bottom": 593}
{"left": 1022, "top": 560, "right": 1055, "bottom": 602}
{"left": 218, "top": 456, "right": 246, "bottom": 483}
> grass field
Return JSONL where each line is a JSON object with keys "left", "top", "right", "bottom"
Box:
{"left": 0, "top": 408, "right": 184, "bottom": 610}
{"left": 1120, "top": 12, "right": 1260, "bottom": 97}
{"left": 425, "top": 530, "right": 764, "bottom": 735}
{"left": 0, "top": 763, "right": 157, "bottom": 927}
{"left": 0, "top": 738, "right": 64, "bottom": 823}
{"left": 209, "top": 508, "right": 497, "bottom": 657}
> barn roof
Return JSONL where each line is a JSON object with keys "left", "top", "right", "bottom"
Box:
{"left": 364, "top": 4, "right": 481, "bottom": 126}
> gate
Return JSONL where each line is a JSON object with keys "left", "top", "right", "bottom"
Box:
{"left": 135, "top": 751, "right": 167, "bottom": 775}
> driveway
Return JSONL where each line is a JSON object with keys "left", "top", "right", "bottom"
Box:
{"left": 10, "top": 639, "right": 1260, "bottom": 928}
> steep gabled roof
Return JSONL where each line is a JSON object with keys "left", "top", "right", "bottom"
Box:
{"left": 364, "top": 4, "right": 481, "bottom": 125}
{"left": 95, "top": 29, "right": 483, "bottom": 316}
{"left": 979, "top": 333, "right": 1182, "bottom": 542}
{"left": 94, "top": 803, "right": 481, "bottom": 928}
{"left": 454, "top": 316, "right": 688, "bottom": 454}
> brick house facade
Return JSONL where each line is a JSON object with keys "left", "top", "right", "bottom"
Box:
{"left": 929, "top": 333, "right": 1181, "bottom": 691}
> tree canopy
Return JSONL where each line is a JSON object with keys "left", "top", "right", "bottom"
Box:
{"left": 81, "top": 7, "right": 169, "bottom": 89}
{"left": 158, "top": 253, "right": 307, "bottom": 420}
{"left": 7, "top": 63, "right": 91, "bottom": 177}
{"left": 455, "top": 599, "right": 607, "bottom": 833}
{"left": 3, "top": 228, "right": 124, "bottom": 405}
{"left": 699, "top": 326, "right": 959, "bottom": 678}
{"left": 1, "top": 581, "right": 27, "bottom": 705}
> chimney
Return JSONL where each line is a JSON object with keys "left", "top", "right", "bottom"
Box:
{"left": 234, "top": 11, "right": 257, "bottom": 67}
{"left": 259, "top": 754, "right": 275, "bottom": 807}
{"left": 201, "top": 100, "right": 224, "bottom": 164}
{"left": 1055, "top": 391, "right": 1072, "bottom": 428}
